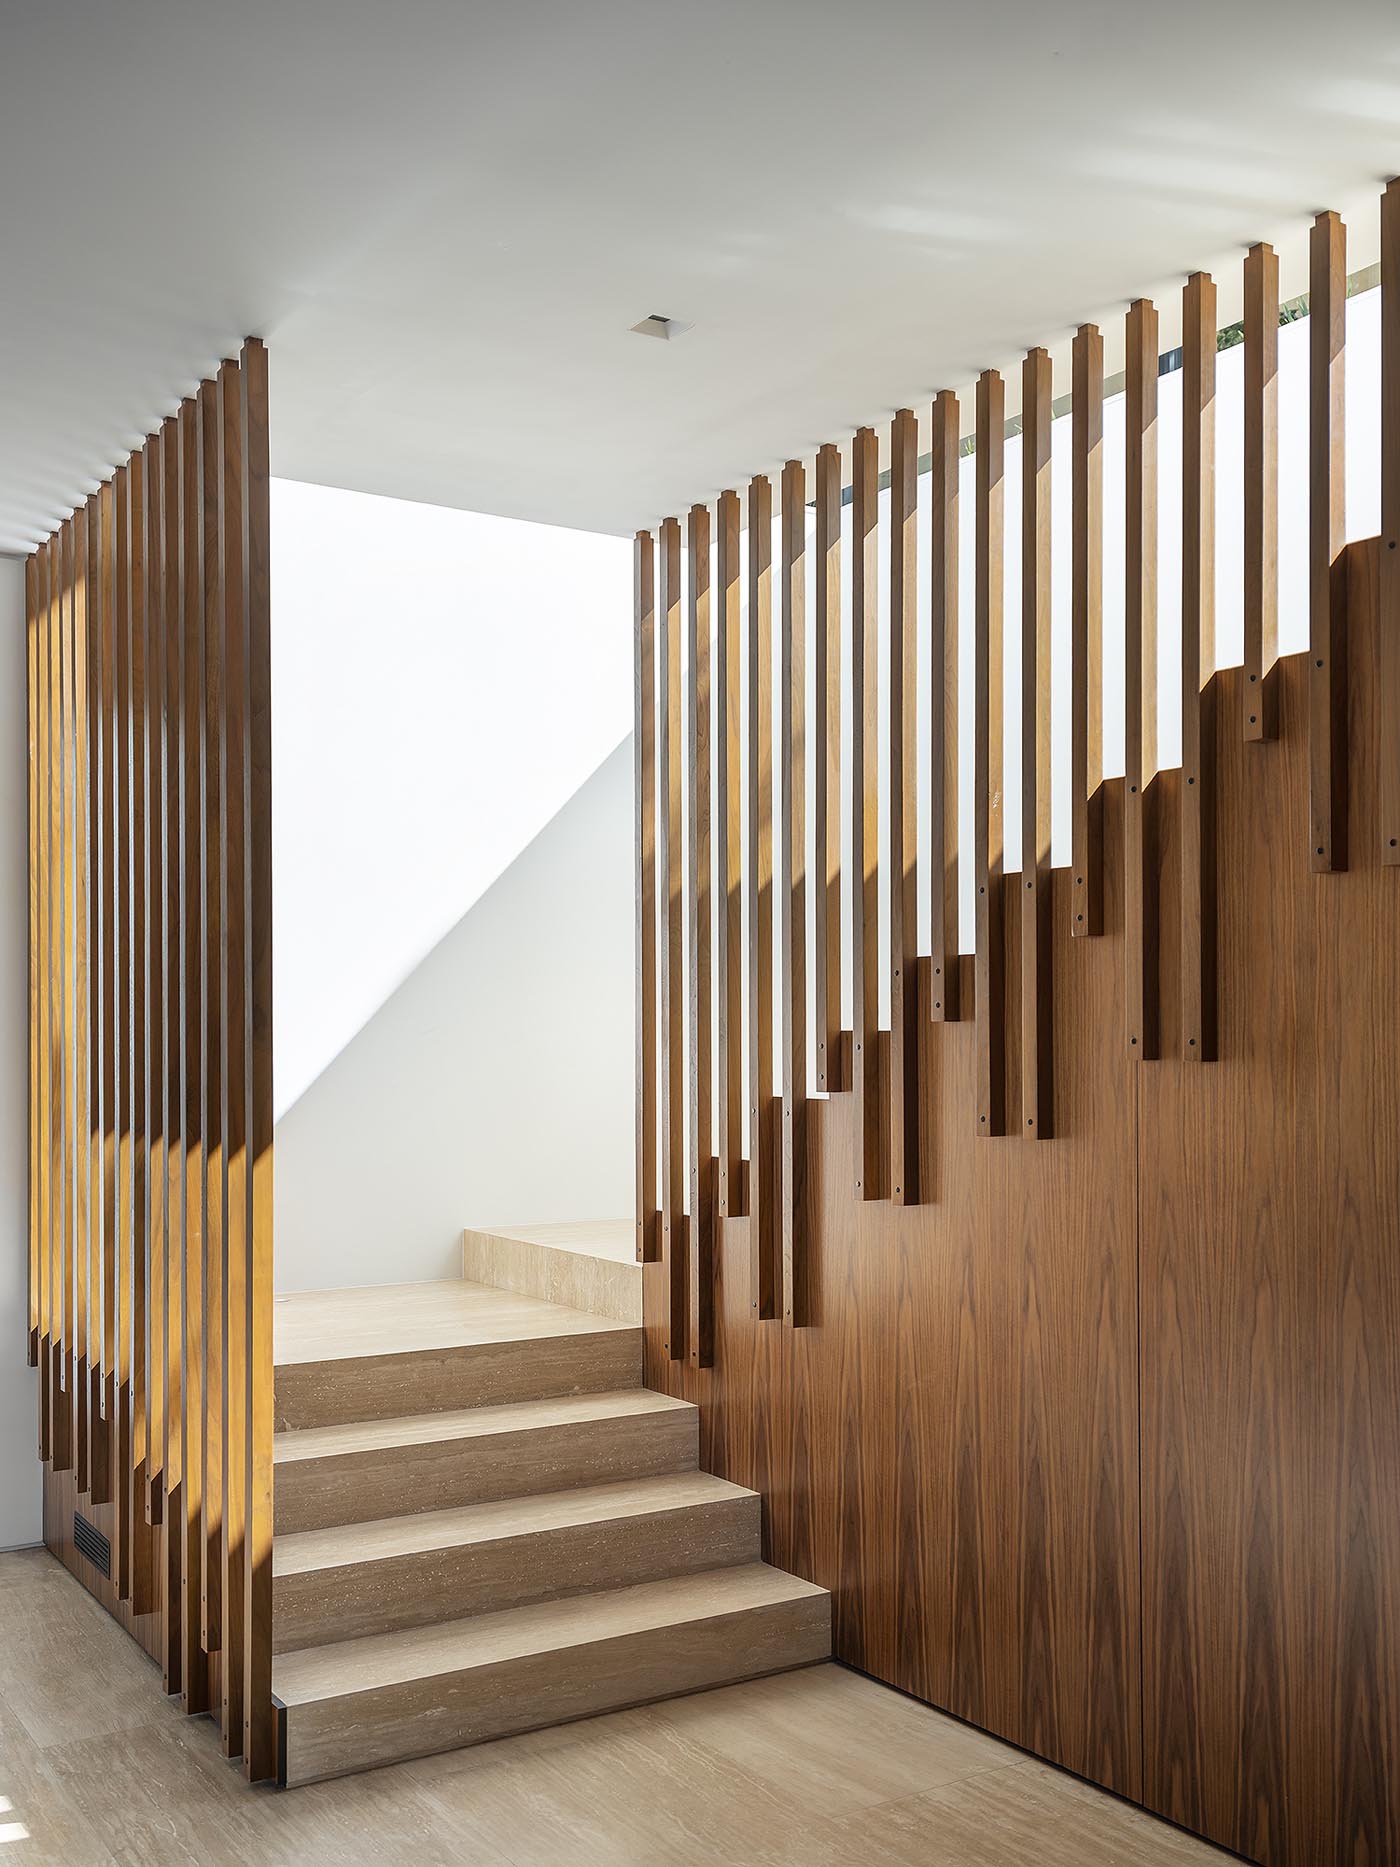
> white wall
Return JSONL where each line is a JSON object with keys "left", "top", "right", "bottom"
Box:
{"left": 1, "top": 555, "right": 40, "bottom": 1548}
{"left": 274, "top": 736, "right": 634, "bottom": 1292}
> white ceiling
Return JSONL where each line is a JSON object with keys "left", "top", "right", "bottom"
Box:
{"left": 3, "top": 0, "right": 1399, "bottom": 552}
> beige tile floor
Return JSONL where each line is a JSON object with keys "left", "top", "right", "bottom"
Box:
{"left": 0, "top": 1547, "right": 1230, "bottom": 1866}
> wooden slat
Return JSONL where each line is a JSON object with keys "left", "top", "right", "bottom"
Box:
{"left": 813, "top": 444, "right": 845, "bottom": 1082}
{"left": 1309, "top": 213, "right": 1347, "bottom": 874}
{"left": 714, "top": 490, "right": 745, "bottom": 1217}
{"left": 241, "top": 336, "right": 275, "bottom": 1782}
{"left": 26, "top": 553, "right": 40, "bottom": 1371}
{"left": 179, "top": 394, "right": 210, "bottom": 1713}
{"left": 218, "top": 357, "right": 249, "bottom": 1759}
{"left": 1125, "top": 298, "right": 1160, "bottom": 1059}
{"left": 1071, "top": 324, "right": 1104, "bottom": 937}
{"left": 115, "top": 462, "right": 133, "bottom": 1595}
{"left": 74, "top": 500, "right": 92, "bottom": 1496}
{"left": 86, "top": 492, "right": 109, "bottom": 1502}
{"left": 1021, "top": 350, "right": 1053, "bottom": 1136}
{"left": 145, "top": 434, "right": 168, "bottom": 1530}
{"left": 98, "top": 479, "right": 118, "bottom": 1510}
{"left": 160, "top": 414, "right": 184, "bottom": 1688}
{"left": 57, "top": 518, "right": 75, "bottom": 1474}
{"left": 974, "top": 371, "right": 1006, "bottom": 1135}
{"left": 748, "top": 475, "right": 779, "bottom": 1307}
{"left": 889, "top": 411, "right": 919, "bottom": 1197}
{"left": 199, "top": 374, "right": 224, "bottom": 1659}
{"left": 129, "top": 443, "right": 155, "bottom": 1610}
{"left": 1243, "top": 241, "right": 1279, "bottom": 743}
{"left": 1181, "top": 271, "right": 1218, "bottom": 1062}
{"left": 929, "top": 392, "right": 960, "bottom": 1019}
{"left": 657, "top": 514, "right": 686, "bottom": 1355}
{"left": 633, "top": 531, "right": 658, "bottom": 1262}
{"left": 780, "top": 460, "right": 810, "bottom": 1316}
{"left": 1381, "top": 178, "right": 1400, "bottom": 863}
{"left": 686, "top": 502, "right": 715, "bottom": 1365}
{"left": 850, "top": 429, "right": 883, "bottom": 1190}
{"left": 38, "top": 538, "right": 53, "bottom": 1462}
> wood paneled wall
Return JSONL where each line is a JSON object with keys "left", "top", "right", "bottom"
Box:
{"left": 25, "top": 340, "right": 274, "bottom": 1782}
{"left": 636, "top": 184, "right": 1400, "bottom": 1867}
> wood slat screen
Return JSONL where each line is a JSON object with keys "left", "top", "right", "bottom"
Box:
{"left": 25, "top": 340, "right": 275, "bottom": 1781}
{"left": 632, "top": 179, "right": 1400, "bottom": 1867}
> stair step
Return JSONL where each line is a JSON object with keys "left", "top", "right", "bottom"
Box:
{"left": 272, "top": 1471, "right": 757, "bottom": 1652}
{"left": 273, "top": 1562, "right": 832, "bottom": 1785}
{"left": 274, "top": 1388, "right": 697, "bottom": 1534}
{"left": 274, "top": 1281, "right": 639, "bottom": 1430}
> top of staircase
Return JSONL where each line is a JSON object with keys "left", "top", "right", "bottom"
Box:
{"left": 462, "top": 1218, "right": 640, "bottom": 1322}
{"left": 274, "top": 1278, "right": 632, "bottom": 1368}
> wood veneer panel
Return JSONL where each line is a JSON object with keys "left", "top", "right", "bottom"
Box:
{"left": 1124, "top": 299, "right": 1159, "bottom": 1060}
{"left": 1141, "top": 554, "right": 1400, "bottom": 1867}
{"left": 1310, "top": 214, "right": 1347, "bottom": 874}
{"left": 889, "top": 413, "right": 919, "bottom": 1196}
{"left": 1181, "top": 272, "right": 1218, "bottom": 1061}
{"left": 1021, "top": 352, "right": 1052, "bottom": 1137}
{"left": 658, "top": 516, "right": 686, "bottom": 1355}
{"left": 850, "top": 430, "right": 883, "bottom": 1192}
{"left": 633, "top": 530, "right": 658, "bottom": 1261}
{"left": 929, "top": 392, "right": 960, "bottom": 1020}
{"left": 780, "top": 461, "right": 811, "bottom": 1315}
{"left": 1244, "top": 241, "right": 1279, "bottom": 743}
{"left": 974, "top": 372, "right": 1006, "bottom": 1135}
{"left": 1381, "top": 178, "right": 1400, "bottom": 863}
{"left": 714, "top": 491, "right": 745, "bottom": 1216}
{"left": 687, "top": 503, "right": 715, "bottom": 1365}
{"left": 814, "top": 446, "right": 845, "bottom": 1084}
{"left": 748, "top": 475, "right": 779, "bottom": 1309}
{"left": 1072, "top": 325, "right": 1104, "bottom": 938}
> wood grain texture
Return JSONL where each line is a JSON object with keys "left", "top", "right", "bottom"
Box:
{"left": 780, "top": 460, "right": 812, "bottom": 1314}
{"left": 1071, "top": 326, "right": 1104, "bottom": 937}
{"left": 1181, "top": 272, "right": 1218, "bottom": 1061}
{"left": 930, "top": 391, "right": 961, "bottom": 1019}
{"left": 1244, "top": 242, "right": 1280, "bottom": 743}
{"left": 657, "top": 516, "right": 686, "bottom": 1356}
{"left": 850, "top": 428, "right": 884, "bottom": 1191}
{"left": 974, "top": 372, "right": 1006, "bottom": 1135}
{"left": 687, "top": 503, "right": 715, "bottom": 1365}
{"left": 1310, "top": 214, "right": 1347, "bottom": 874}
{"left": 715, "top": 490, "right": 746, "bottom": 1216}
{"left": 1021, "top": 352, "right": 1052, "bottom": 1137}
{"left": 888, "top": 412, "right": 920, "bottom": 1195}
{"left": 1124, "top": 299, "right": 1160, "bottom": 1060}
{"left": 748, "top": 475, "right": 779, "bottom": 1305}
{"left": 1380, "top": 178, "right": 1400, "bottom": 863}
{"left": 633, "top": 530, "right": 658, "bottom": 1261}
{"left": 814, "top": 445, "right": 846, "bottom": 1083}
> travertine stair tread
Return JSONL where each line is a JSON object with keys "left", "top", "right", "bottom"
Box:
{"left": 274, "top": 1388, "right": 691, "bottom": 1466}
{"left": 274, "top": 1278, "right": 632, "bottom": 1367}
{"left": 272, "top": 1562, "right": 829, "bottom": 1705}
{"left": 274, "top": 1471, "right": 753, "bottom": 1577}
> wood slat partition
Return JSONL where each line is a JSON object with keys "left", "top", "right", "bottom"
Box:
{"left": 26, "top": 341, "right": 275, "bottom": 1781}
{"left": 636, "top": 175, "right": 1400, "bottom": 1867}
{"left": 657, "top": 516, "right": 685, "bottom": 1354}
{"left": 633, "top": 530, "right": 658, "bottom": 1262}
{"left": 687, "top": 503, "right": 715, "bottom": 1365}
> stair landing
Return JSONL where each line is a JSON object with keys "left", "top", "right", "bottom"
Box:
{"left": 271, "top": 1259, "right": 829, "bottom": 1785}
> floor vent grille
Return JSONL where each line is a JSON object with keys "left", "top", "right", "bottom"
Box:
{"left": 73, "top": 1511, "right": 111, "bottom": 1578}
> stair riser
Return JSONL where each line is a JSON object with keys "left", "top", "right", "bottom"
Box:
{"left": 275, "top": 1408, "right": 698, "bottom": 1534}
{"left": 279, "top": 1595, "right": 831, "bottom": 1785}
{"left": 274, "top": 1495, "right": 759, "bottom": 1653}
{"left": 275, "top": 1330, "right": 640, "bottom": 1432}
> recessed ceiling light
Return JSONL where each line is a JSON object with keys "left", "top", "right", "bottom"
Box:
{"left": 630, "top": 314, "right": 691, "bottom": 340}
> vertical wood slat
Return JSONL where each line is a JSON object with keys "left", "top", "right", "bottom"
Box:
{"left": 780, "top": 461, "right": 810, "bottom": 1317}
{"left": 850, "top": 430, "right": 883, "bottom": 1191}
{"left": 814, "top": 445, "right": 845, "bottom": 1081}
{"left": 38, "top": 539, "right": 54, "bottom": 1462}
{"left": 242, "top": 336, "right": 275, "bottom": 1783}
{"left": 657, "top": 516, "right": 686, "bottom": 1354}
{"left": 1125, "top": 299, "right": 1160, "bottom": 1059}
{"left": 219, "top": 356, "right": 249, "bottom": 1758}
{"left": 1380, "top": 178, "right": 1400, "bottom": 862}
{"left": 99, "top": 479, "right": 118, "bottom": 1510}
{"left": 1181, "top": 272, "right": 1218, "bottom": 1061}
{"left": 633, "top": 532, "right": 658, "bottom": 1262}
{"left": 87, "top": 492, "right": 109, "bottom": 1503}
{"left": 145, "top": 434, "right": 167, "bottom": 1529}
{"left": 179, "top": 394, "right": 210, "bottom": 1714}
{"left": 686, "top": 503, "right": 715, "bottom": 1365}
{"left": 58, "top": 519, "right": 75, "bottom": 1474}
{"left": 1071, "top": 325, "right": 1104, "bottom": 937}
{"left": 929, "top": 392, "right": 960, "bottom": 1019}
{"left": 1309, "top": 213, "right": 1347, "bottom": 873}
{"left": 129, "top": 444, "right": 154, "bottom": 1609}
{"left": 747, "top": 477, "right": 779, "bottom": 1310}
{"left": 888, "top": 412, "right": 919, "bottom": 1198}
{"left": 160, "top": 415, "right": 184, "bottom": 1687}
{"left": 1244, "top": 241, "right": 1280, "bottom": 743}
{"left": 1021, "top": 350, "right": 1053, "bottom": 1136}
{"left": 974, "top": 372, "right": 1006, "bottom": 1135}
{"left": 714, "top": 491, "right": 745, "bottom": 1216}
{"left": 26, "top": 555, "right": 40, "bottom": 1371}
{"left": 74, "top": 501, "right": 92, "bottom": 1496}
{"left": 115, "top": 462, "right": 132, "bottom": 1596}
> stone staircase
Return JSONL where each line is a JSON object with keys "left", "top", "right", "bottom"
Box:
{"left": 269, "top": 1227, "right": 830, "bottom": 1785}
